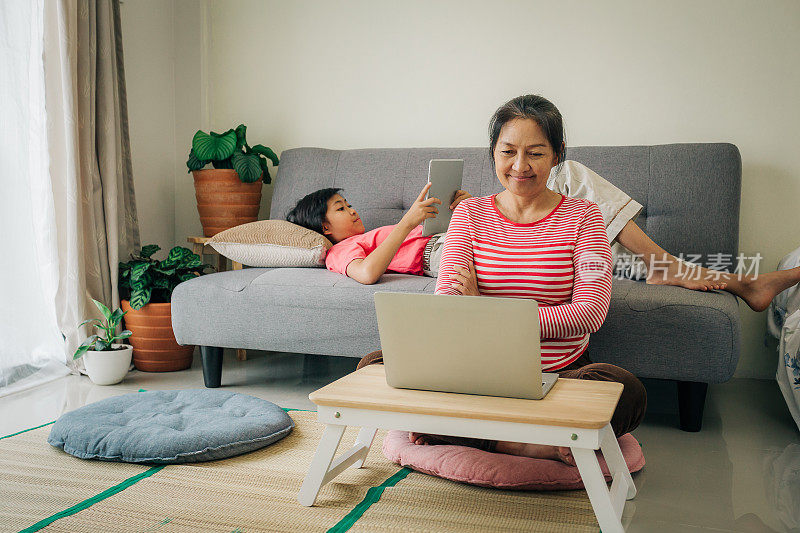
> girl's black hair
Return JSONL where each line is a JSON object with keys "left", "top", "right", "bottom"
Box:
{"left": 285, "top": 187, "right": 343, "bottom": 235}
{"left": 488, "top": 94, "right": 566, "bottom": 172}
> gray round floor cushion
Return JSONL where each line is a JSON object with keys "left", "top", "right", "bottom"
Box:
{"left": 48, "top": 390, "right": 294, "bottom": 464}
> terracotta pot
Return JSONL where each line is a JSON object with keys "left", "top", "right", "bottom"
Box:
{"left": 192, "top": 169, "right": 262, "bottom": 237}
{"left": 121, "top": 300, "right": 194, "bottom": 372}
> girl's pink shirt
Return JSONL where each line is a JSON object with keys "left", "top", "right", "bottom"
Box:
{"left": 325, "top": 224, "right": 430, "bottom": 276}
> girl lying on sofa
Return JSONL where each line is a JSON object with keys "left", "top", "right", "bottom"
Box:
{"left": 285, "top": 151, "right": 800, "bottom": 315}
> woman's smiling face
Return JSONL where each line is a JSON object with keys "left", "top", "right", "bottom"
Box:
{"left": 493, "top": 118, "right": 560, "bottom": 199}
{"left": 322, "top": 193, "right": 365, "bottom": 243}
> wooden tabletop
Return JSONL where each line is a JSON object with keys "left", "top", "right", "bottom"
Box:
{"left": 309, "top": 365, "right": 623, "bottom": 429}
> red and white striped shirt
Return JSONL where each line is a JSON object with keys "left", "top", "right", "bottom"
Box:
{"left": 435, "top": 194, "right": 613, "bottom": 371}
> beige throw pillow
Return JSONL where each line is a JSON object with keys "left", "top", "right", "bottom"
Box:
{"left": 207, "top": 220, "right": 333, "bottom": 267}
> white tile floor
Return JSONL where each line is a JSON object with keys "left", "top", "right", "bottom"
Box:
{"left": 2, "top": 349, "right": 799, "bottom": 533}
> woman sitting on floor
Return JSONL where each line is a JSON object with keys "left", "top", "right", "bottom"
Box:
{"left": 400, "top": 94, "right": 638, "bottom": 464}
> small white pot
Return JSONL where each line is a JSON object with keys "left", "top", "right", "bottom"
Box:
{"left": 83, "top": 344, "right": 133, "bottom": 385}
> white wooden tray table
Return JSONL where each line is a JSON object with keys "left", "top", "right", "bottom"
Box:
{"left": 298, "top": 365, "right": 636, "bottom": 533}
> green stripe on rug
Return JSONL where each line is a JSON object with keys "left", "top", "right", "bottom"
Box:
{"left": 7, "top": 400, "right": 311, "bottom": 531}
{"left": 326, "top": 467, "right": 413, "bottom": 533}
{"left": 19, "top": 465, "right": 166, "bottom": 533}
{"left": 0, "top": 421, "right": 55, "bottom": 441}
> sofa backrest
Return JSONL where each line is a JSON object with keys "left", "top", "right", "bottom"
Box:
{"left": 270, "top": 144, "right": 741, "bottom": 262}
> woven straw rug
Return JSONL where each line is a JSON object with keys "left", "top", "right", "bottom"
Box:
{"left": 0, "top": 409, "right": 600, "bottom": 532}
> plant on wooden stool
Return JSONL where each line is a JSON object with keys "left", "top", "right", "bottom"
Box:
{"left": 185, "top": 124, "right": 279, "bottom": 183}
{"left": 185, "top": 124, "right": 280, "bottom": 237}
{"left": 119, "top": 244, "right": 214, "bottom": 310}
{"left": 73, "top": 299, "right": 132, "bottom": 359}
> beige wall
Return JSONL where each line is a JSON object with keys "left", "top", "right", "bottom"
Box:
{"left": 173, "top": 0, "right": 211, "bottom": 242}
{"left": 124, "top": 0, "right": 800, "bottom": 379}
{"left": 120, "top": 0, "right": 176, "bottom": 251}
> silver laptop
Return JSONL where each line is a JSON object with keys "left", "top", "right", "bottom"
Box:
{"left": 374, "top": 292, "right": 558, "bottom": 400}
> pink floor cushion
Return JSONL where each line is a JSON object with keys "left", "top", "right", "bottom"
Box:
{"left": 382, "top": 431, "right": 645, "bottom": 491}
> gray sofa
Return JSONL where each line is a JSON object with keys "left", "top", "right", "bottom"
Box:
{"left": 172, "top": 144, "right": 743, "bottom": 432}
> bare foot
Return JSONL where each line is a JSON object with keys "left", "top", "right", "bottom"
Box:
{"left": 735, "top": 266, "right": 800, "bottom": 312}
{"left": 645, "top": 254, "right": 728, "bottom": 292}
{"left": 495, "top": 441, "right": 576, "bottom": 466}
{"left": 645, "top": 255, "right": 800, "bottom": 311}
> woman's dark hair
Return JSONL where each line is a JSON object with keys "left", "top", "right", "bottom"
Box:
{"left": 488, "top": 94, "right": 566, "bottom": 171}
{"left": 285, "top": 187, "right": 343, "bottom": 235}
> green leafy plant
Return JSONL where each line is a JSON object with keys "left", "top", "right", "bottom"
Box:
{"left": 119, "top": 245, "right": 214, "bottom": 311}
{"left": 186, "top": 124, "right": 279, "bottom": 183}
{"left": 73, "top": 299, "right": 132, "bottom": 359}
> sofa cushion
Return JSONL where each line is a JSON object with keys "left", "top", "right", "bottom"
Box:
{"left": 382, "top": 430, "right": 645, "bottom": 490}
{"left": 48, "top": 390, "right": 294, "bottom": 463}
{"left": 249, "top": 269, "right": 436, "bottom": 309}
{"left": 172, "top": 269, "right": 740, "bottom": 383}
{"left": 587, "top": 279, "right": 741, "bottom": 383}
{"left": 171, "top": 268, "right": 436, "bottom": 355}
{"left": 207, "top": 220, "right": 333, "bottom": 267}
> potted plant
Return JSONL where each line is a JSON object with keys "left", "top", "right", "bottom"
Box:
{"left": 74, "top": 299, "right": 133, "bottom": 385}
{"left": 119, "top": 244, "right": 214, "bottom": 372}
{"left": 186, "top": 124, "right": 280, "bottom": 236}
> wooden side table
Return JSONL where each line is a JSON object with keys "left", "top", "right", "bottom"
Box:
{"left": 187, "top": 236, "right": 243, "bottom": 272}
{"left": 299, "top": 365, "right": 635, "bottom": 532}
{"left": 187, "top": 236, "right": 247, "bottom": 361}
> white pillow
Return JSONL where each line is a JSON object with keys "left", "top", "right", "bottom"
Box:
{"left": 206, "top": 220, "right": 333, "bottom": 267}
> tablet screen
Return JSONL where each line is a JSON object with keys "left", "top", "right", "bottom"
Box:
{"left": 422, "top": 159, "right": 464, "bottom": 236}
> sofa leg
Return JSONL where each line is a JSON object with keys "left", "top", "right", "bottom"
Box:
{"left": 201, "top": 346, "right": 223, "bottom": 388}
{"left": 677, "top": 381, "right": 708, "bottom": 432}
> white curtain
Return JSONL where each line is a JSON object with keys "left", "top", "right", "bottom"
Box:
{"left": 0, "top": 0, "right": 70, "bottom": 396}
{"left": 49, "top": 0, "right": 141, "bottom": 359}
{"left": 0, "top": 0, "right": 139, "bottom": 397}
{"left": 43, "top": 0, "right": 85, "bottom": 374}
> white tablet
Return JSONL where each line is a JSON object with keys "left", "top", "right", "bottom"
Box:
{"left": 422, "top": 159, "right": 464, "bottom": 236}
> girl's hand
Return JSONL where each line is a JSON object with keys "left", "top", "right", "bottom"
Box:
{"left": 400, "top": 183, "right": 441, "bottom": 230}
{"left": 451, "top": 261, "right": 480, "bottom": 296}
{"left": 450, "top": 190, "right": 472, "bottom": 210}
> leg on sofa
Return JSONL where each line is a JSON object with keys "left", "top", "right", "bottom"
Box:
{"left": 677, "top": 381, "right": 708, "bottom": 432}
{"left": 201, "top": 346, "right": 224, "bottom": 388}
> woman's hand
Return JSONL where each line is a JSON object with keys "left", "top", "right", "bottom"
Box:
{"left": 450, "top": 261, "right": 480, "bottom": 296}
{"left": 399, "top": 183, "right": 441, "bottom": 230}
{"left": 450, "top": 190, "right": 471, "bottom": 210}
